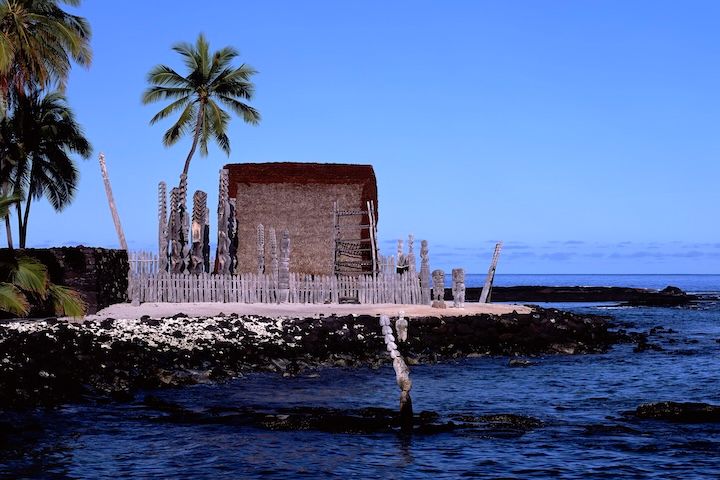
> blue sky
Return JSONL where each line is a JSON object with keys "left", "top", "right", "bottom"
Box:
{"left": 14, "top": 0, "right": 720, "bottom": 273}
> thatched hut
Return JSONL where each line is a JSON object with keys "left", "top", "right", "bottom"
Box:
{"left": 226, "top": 162, "right": 378, "bottom": 275}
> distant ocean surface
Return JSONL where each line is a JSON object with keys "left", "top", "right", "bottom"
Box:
{"left": 465, "top": 273, "right": 720, "bottom": 293}
{"left": 2, "top": 274, "right": 720, "bottom": 479}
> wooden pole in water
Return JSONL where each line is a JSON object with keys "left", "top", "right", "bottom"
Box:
{"left": 98, "top": 153, "right": 128, "bottom": 251}
{"left": 380, "top": 314, "right": 413, "bottom": 432}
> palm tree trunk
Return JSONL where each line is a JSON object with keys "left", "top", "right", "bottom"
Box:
{"left": 12, "top": 174, "right": 27, "bottom": 247}
{"left": 17, "top": 163, "right": 34, "bottom": 249}
{"left": 4, "top": 216, "right": 12, "bottom": 249}
{"left": 1, "top": 182, "right": 13, "bottom": 249}
{"left": 182, "top": 103, "right": 206, "bottom": 177}
{"left": 15, "top": 200, "right": 22, "bottom": 247}
{"left": 20, "top": 194, "right": 32, "bottom": 248}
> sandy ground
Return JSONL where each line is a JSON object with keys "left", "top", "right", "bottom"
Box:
{"left": 86, "top": 301, "right": 532, "bottom": 321}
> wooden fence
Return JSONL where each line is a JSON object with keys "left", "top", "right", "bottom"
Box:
{"left": 128, "top": 271, "right": 424, "bottom": 305}
{"left": 129, "top": 251, "right": 162, "bottom": 275}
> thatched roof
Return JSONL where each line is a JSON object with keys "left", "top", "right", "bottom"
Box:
{"left": 225, "top": 162, "right": 378, "bottom": 220}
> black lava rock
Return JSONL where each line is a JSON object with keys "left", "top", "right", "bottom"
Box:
{"left": 631, "top": 402, "right": 720, "bottom": 423}
{"left": 0, "top": 307, "right": 620, "bottom": 409}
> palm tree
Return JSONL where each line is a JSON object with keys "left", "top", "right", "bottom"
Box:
{"left": 0, "top": 127, "right": 19, "bottom": 246}
{"left": 0, "top": 194, "right": 85, "bottom": 316}
{"left": 142, "top": 33, "right": 260, "bottom": 178}
{"left": 0, "top": 0, "right": 91, "bottom": 100}
{"left": 3, "top": 90, "right": 90, "bottom": 247}
{"left": 0, "top": 0, "right": 91, "bottom": 247}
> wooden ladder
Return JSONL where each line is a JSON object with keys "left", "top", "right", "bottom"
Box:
{"left": 332, "top": 200, "right": 378, "bottom": 282}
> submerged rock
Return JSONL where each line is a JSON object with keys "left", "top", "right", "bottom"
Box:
{"left": 508, "top": 358, "right": 538, "bottom": 368}
{"left": 138, "top": 400, "right": 544, "bottom": 436}
{"left": 630, "top": 402, "right": 720, "bottom": 423}
{"left": 450, "top": 413, "right": 543, "bottom": 431}
{"left": 582, "top": 423, "right": 641, "bottom": 436}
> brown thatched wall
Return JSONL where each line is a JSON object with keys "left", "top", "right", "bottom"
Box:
{"left": 226, "top": 163, "right": 377, "bottom": 275}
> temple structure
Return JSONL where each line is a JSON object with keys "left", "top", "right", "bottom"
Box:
{"left": 224, "top": 162, "right": 378, "bottom": 275}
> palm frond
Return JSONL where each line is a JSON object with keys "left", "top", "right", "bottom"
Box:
{"left": 149, "top": 95, "right": 191, "bottom": 124}
{"left": 172, "top": 40, "right": 199, "bottom": 72}
{"left": 48, "top": 284, "right": 86, "bottom": 317}
{"left": 50, "top": 11, "right": 92, "bottom": 66}
{"left": 224, "top": 64, "right": 258, "bottom": 81}
{"left": 217, "top": 95, "right": 261, "bottom": 124}
{"left": 142, "top": 86, "right": 192, "bottom": 104}
{"left": 0, "top": 37, "right": 13, "bottom": 75}
{"left": 0, "top": 283, "right": 29, "bottom": 316}
{"left": 207, "top": 99, "right": 230, "bottom": 155}
{"left": 162, "top": 102, "right": 197, "bottom": 147}
{"left": 145, "top": 65, "right": 188, "bottom": 88}
{"left": 198, "top": 103, "right": 210, "bottom": 157}
{"left": 0, "top": 193, "right": 21, "bottom": 219}
{"left": 194, "top": 33, "right": 210, "bottom": 78}
{"left": 213, "top": 130, "right": 230, "bottom": 156}
{"left": 212, "top": 77, "right": 255, "bottom": 99}
{"left": 11, "top": 256, "right": 48, "bottom": 297}
{"left": 208, "top": 46, "right": 239, "bottom": 79}
{"left": 29, "top": 149, "right": 78, "bottom": 210}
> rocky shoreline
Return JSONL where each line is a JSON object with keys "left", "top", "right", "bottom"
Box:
{"left": 451, "top": 285, "right": 706, "bottom": 306}
{"left": 0, "top": 307, "right": 621, "bottom": 409}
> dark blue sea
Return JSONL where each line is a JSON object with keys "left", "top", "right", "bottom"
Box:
{"left": 2, "top": 274, "right": 720, "bottom": 479}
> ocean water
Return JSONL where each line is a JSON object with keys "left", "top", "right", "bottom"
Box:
{"left": 468, "top": 273, "right": 720, "bottom": 293}
{"left": 2, "top": 275, "right": 720, "bottom": 479}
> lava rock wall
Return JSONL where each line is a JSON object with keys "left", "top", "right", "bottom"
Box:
{"left": 0, "top": 247, "right": 128, "bottom": 316}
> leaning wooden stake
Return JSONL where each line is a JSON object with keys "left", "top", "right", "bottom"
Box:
{"left": 479, "top": 241, "right": 503, "bottom": 303}
{"left": 380, "top": 314, "right": 413, "bottom": 433}
{"left": 98, "top": 153, "right": 128, "bottom": 250}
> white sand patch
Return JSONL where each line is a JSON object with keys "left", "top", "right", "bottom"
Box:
{"left": 2, "top": 303, "right": 531, "bottom": 352}
{"left": 83, "top": 302, "right": 532, "bottom": 322}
